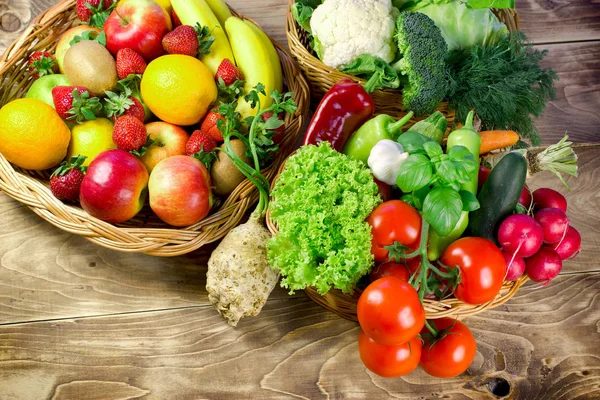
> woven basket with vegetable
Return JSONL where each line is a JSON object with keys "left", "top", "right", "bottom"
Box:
{"left": 288, "top": 0, "right": 558, "bottom": 149}
{"left": 0, "top": 0, "right": 309, "bottom": 256}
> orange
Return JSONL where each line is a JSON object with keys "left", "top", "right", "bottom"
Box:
{"left": 0, "top": 98, "right": 71, "bottom": 170}
{"left": 141, "top": 54, "right": 217, "bottom": 126}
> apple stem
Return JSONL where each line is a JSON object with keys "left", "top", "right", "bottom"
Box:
{"left": 114, "top": 8, "right": 128, "bottom": 25}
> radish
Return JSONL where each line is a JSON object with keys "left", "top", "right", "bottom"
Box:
{"left": 534, "top": 208, "right": 570, "bottom": 244}
{"left": 518, "top": 185, "right": 532, "bottom": 209}
{"left": 532, "top": 188, "right": 567, "bottom": 212}
{"left": 554, "top": 226, "right": 581, "bottom": 260}
{"left": 525, "top": 246, "right": 562, "bottom": 284}
{"left": 501, "top": 250, "right": 526, "bottom": 281}
{"left": 497, "top": 214, "right": 544, "bottom": 258}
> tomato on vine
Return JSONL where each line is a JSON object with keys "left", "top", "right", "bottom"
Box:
{"left": 358, "top": 331, "right": 422, "bottom": 378}
{"left": 420, "top": 318, "right": 477, "bottom": 378}
{"left": 440, "top": 237, "right": 506, "bottom": 305}
{"left": 357, "top": 276, "right": 425, "bottom": 346}
{"left": 367, "top": 200, "right": 422, "bottom": 263}
{"left": 369, "top": 261, "right": 411, "bottom": 282}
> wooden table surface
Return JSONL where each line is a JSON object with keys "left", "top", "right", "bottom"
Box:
{"left": 1, "top": 0, "right": 599, "bottom": 399}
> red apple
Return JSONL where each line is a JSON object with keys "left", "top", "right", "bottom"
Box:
{"left": 149, "top": 155, "right": 212, "bottom": 226}
{"left": 103, "top": 0, "right": 172, "bottom": 61}
{"left": 80, "top": 149, "right": 149, "bottom": 223}
{"left": 140, "top": 121, "right": 189, "bottom": 173}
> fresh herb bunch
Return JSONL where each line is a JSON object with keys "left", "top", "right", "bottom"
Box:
{"left": 396, "top": 134, "right": 480, "bottom": 236}
{"left": 448, "top": 31, "right": 558, "bottom": 146}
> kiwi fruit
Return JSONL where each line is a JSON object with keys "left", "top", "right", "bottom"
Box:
{"left": 63, "top": 41, "right": 118, "bottom": 95}
{"left": 211, "top": 139, "right": 251, "bottom": 196}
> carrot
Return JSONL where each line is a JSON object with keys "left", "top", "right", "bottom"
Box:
{"left": 478, "top": 130, "right": 520, "bottom": 154}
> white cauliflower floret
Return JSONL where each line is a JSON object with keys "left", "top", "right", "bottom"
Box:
{"left": 310, "top": 0, "right": 398, "bottom": 69}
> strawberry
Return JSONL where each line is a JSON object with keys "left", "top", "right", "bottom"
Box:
{"left": 215, "top": 58, "right": 242, "bottom": 87}
{"left": 112, "top": 115, "right": 148, "bottom": 151}
{"left": 52, "top": 86, "right": 102, "bottom": 123}
{"left": 50, "top": 155, "right": 87, "bottom": 202}
{"left": 262, "top": 111, "right": 286, "bottom": 144}
{"left": 186, "top": 129, "right": 217, "bottom": 156}
{"left": 76, "top": 0, "right": 115, "bottom": 27}
{"left": 104, "top": 88, "right": 146, "bottom": 122}
{"left": 27, "top": 51, "right": 58, "bottom": 79}
{"left": 116, "top": 48, "right": 147, "bottom": 80}
{"left": 199, "top": 107, "right": 225, "bottom": 142}
{"left": 162, "top": 24, "right": 215, "bottom": 57}
{"left": 171, "top": 9, "right": 182, "bottom": 27}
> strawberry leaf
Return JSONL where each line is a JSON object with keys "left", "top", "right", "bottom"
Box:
{"left": 51, "top": 155, "right": 88, "bottom": 178}
{"left": 217, "top": 78, "right": 245, "bottom": 104}
{"left": 130, "top": 137, "right": 155, "bottom": 157}
{"left": 194, "top": 23, "right": 215, "bottom": 55}
{"left": 191, "top": 149, "right": 218, "bottom": 172}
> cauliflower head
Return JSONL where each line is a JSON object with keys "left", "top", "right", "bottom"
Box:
{"left": 310, "top": 0, "right": 398, "bottom": 69}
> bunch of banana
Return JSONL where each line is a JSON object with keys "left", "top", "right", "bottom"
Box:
{"left": 224, "top": 17, "right": 284, "bottom": 118}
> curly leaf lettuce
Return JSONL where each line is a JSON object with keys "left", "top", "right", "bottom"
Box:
{"left": 267, "top": 142, "right": 381, "bottom": 295}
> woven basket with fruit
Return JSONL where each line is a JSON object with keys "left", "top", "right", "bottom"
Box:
{"left": 0, "top": 0, "right": 308, "bottom": 256}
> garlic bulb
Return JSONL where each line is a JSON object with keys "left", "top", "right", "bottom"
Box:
{"left": 367, "top": 139, "right": 408, "bottom": 185}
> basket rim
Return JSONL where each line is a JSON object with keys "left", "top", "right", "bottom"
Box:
{"left": 0, "top": 0, "right": 310, "bottom": 257}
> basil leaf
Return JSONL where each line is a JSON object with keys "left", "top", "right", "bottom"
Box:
{"left": 397, "top": 131, "right": 433, "bottom": 154}
{"left": 448, "top": 145, "right": 473, "bottom": 162}
{"left": 401, "top": 194, "right": 416, "bottom": 208}
{"left": 436, "top": 159, "right": 461, "bottom": 186}
{"left": 459, "top": 190, "right": 480, "bottom": 211}
{"left": 466, "top": 0, "right": 514, "bottom": 9}
{"left": 448, "top": 145, "right": 479, "bottom": 182}
{"left": 423, "top": 141, "right": 443, "bottom": 159}
{"left": 396, "top": 154, "right": 433, "bottom": 192}
{"left": 412, "top": 185, "right": 431, "bottom": 210}
{"left": 422, "top": 187, "right": 463, "bottom": 236}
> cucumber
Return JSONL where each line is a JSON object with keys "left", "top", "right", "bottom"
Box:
{"left": 468, "top": 152, "right": 527, "bottom": 242}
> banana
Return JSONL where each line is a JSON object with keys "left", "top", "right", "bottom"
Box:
{"left": 225, "top": 17, "right": 276, "bottom": 119}
{"left": 244, "top": 20, "right": 283, "bottom": 94}
{"left": 205, "top": 0, "right": 232, "bottom": 27}
{"left": 170, "top": 0, "right": 235, "bottom": 74}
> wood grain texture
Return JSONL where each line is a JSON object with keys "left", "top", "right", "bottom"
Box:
{"left": 517, "top": 0, "right": 600, "bottom": 44}
{"left": 536, "top": 42, "right": 600, "bottom": 144}
{"left": 0, "top": 274, "right": 598, "bottom": 400}
{"left": 0, "top": 0, "right": 49, "bottom": 51}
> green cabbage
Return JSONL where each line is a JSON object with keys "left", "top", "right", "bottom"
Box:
{"left": 267, "top": 142, "right": 381, "bottom": 295}
{"left": 416, "top": 2, "right": 509, "bottom": 53}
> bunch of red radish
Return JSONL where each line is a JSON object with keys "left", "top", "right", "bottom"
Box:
{"left": 499, "top": 187, "right": 581, "bottom": 285}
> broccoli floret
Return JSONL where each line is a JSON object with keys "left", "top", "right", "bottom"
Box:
{"left": 394, "top": 11, "right": 449, "bottom": 116}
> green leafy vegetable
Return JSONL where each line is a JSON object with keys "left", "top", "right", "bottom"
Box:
{"left": 422, "top": 186, "right": 462, "bottom": 236}
{"left": 267, "top": 142, "right": 381, "bottom": 295}
{"left": 466, "top": 0, "right": 514, "bottom": 9}
{"left": 291, "top": 0, "right": 323, "bottom": 56}
{"left": 448, "top": 31, "right": 558, "bottom": 146}
{"left": 340, "top": 54, "right": 400, "bottom": 93}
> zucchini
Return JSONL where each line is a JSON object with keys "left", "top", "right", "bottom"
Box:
{"left": 468, "top": 152, "right": 527, "bottom": 242}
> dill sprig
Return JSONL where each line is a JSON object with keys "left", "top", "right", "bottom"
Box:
{"left": 448, "top": 31, "right": 558, "bottom": 146}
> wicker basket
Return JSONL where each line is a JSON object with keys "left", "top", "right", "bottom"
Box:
{"left": 266, "top": 154, "right": 529, "bottom": 321}
{"left": 286, "top": 0, "right": 520, "bottom": 123}
{"left": 0, "top": 0, "right": 309, "bottom": 257}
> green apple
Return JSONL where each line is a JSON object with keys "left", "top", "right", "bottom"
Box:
{"left": 25, "top": 74, "right": 71, "bottom": 108}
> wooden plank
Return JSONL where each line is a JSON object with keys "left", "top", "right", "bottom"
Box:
{"left": 0, "top": 194, "right": 298, "bottom": 325}
{"left": 0, "top": 274, "right": 598, "bottom": 399}
{"left": 535, "top": 41, "right": 600, "bottom": 145}
{"left": 0, "top": 0, "right": 53, "bottom": 53}
{"left": 517, "top": 0, "right": 600, "bottom": 44}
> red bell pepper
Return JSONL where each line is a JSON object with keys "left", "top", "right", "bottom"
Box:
{"left": 303, "top": 78, "right": 375, "bottom": 151}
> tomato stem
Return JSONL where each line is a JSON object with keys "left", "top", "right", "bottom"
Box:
{"left": 424, "top": 320, "right": 438, "bottom": 337}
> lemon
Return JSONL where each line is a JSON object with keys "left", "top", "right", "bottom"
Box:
{"left": 0, "top": 98, "right": 70, "bottom": 170}
{"left": 67, "top": 118, "right": 116, "bottom": 166}
{"left": 141, "top": 55, "right": 217, "bottom": 126}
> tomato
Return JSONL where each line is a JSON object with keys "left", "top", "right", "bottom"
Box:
{"left": 358, "top": 330, "right": 422, "bottom": 378}
{"left": 420, "top": 318, "right": 477, "bottom": 378}
{"left": 357, "top": 276, "right": 425, "bottom": 346}
{"left": 477, "top": 165, "right": 491, "bottom": 193}
{"left": 440, "top": 237, "right": 506, "bottom": 305}
{"left": 369, "top": 262, "right": 411, "bottom": 282}
{"left": 367, "top": 200, "right": 422, "bottom": 263}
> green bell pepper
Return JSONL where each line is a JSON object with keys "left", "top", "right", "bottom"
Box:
{"left": 343, "top": 111, "right": 414, "bottom": 164}
{"left": 427, "top": 212, "right": 469, "bottom": 261}
{"left": 405, "top": 111, "right": 447, "bottom": 144}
